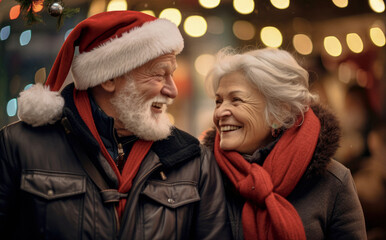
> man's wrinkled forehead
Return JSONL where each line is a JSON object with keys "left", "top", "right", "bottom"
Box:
{"left": 148, "top": 53, "right": 177, "bottom": 70}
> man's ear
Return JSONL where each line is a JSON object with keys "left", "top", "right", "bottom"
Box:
{"left": 100, "top": 79, "right": 116, "bottom": 93}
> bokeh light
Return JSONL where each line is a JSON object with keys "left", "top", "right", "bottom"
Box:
{"left": 324, "top": 36, "right": 342, "bottom": 57}
{"left": 260, "top": 26, "right": 283, "bottom": 48}
{"left": 0, "top": 26, "right": 11, "bottom": 41}
{"left": 370, "top": 27, "right": 386, "bottom": 47}
{"left": 338, "top": 62, "right": 355, "bottom": 84}
{"left": 368, "top": 0, "right": 385, "bottom": 13}
{"left": 206, "top": 16, "right": 224, "bottom": 35}
{"left": 356, "top": 69, "right": 368, "bottom": 87}
{"left": 233, "top": 20, "right": 255, "bottom": 40}
{"left": 184, "top": 15, "right": 207, "bottom": 37}
{"left": 195, "top": 54, "right": 215, "bottom": 76}
{"left": 88, "top": 0, "right": 106, "bottom": 17}
{"left": 159, "top": 8, "right": 182, "bottom": 26}
{"left": 35, "top": 68, "right": 47, "bottom": 84}
{"left": 346, "top": 33, "right": 364, "bottom": 53}
{"left": 107, "top": 0, "right": 127, "bottom": 11}
{"left": 199, "top": 0, "right": 221, "bottom": 9}
{"left": 6, "top": 99, "right": 17, "bottom": 117}
{"left": 293, "top": 34, "right": 313, "bottom": 55}
{"left": 233, "top": 0, "right": 255, "bottom": 15}
{"left": 141, "top": 10, "right": 155, "bottom": 17}
{"left": 270, "top": 0, "right": 290, "bottom": 9}
{"left": 32, "top": 0, "right": 44, "bottom": 12}
{"left": 10, "top": 5, "right": 21, "bottom": 20}
{"left": 332, "top": 0, "right": 348, "bottom": 8}
{"left": 20, "top": 30, "right": 32, "bottom": 46}
{"left": 24, "top": 84, "right": 33, "bottom": 90}
{"left": 64, "top": 28, "right": 73, "bottom": 40}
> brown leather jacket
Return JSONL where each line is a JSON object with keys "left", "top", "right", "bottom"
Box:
{"left": 0, "top": 84, "right": 231, "bottom": 240}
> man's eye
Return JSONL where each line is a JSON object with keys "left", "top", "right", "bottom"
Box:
{"left": 233, "top": 97, "right": 242, "bottom": 102}
{"left": 215, "top": 99, "right": 222, "bottom": 105}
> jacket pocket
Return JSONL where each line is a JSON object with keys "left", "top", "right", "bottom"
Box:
{"left": 142, "top": 180, "right": 200, "bottom": 208}
{"left": 21, "top": 170, "right": 86, "bottom": 200}
{"left": 140, "top": 181, "right": 201, "bottom": 240}
{"left": 20, "top": 170, "right": 86, "bottom": 240}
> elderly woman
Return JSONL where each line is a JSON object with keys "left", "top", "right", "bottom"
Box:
{"left": 203, "top": 48, "right": 367, "bottom": 240}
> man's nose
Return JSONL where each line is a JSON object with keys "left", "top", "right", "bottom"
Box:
{"left": 161, "top": 76, "right": 178, "bottom": 99}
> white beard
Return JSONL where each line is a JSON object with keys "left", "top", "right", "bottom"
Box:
{"left": 110, "top": 78, "right": 173, "bottom": 141}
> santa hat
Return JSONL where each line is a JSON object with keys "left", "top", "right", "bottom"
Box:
{"left": 17, "top": 10, "right": 184, "bottom": 126}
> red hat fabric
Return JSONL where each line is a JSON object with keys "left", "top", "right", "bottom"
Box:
{"left": 17, "top": 10, "right": 184, "bottom": 126}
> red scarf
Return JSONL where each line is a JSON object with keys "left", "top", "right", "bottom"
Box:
{"left": 214, "top": 109, "right": 320, "bottom": 240}
{"left": 73, "top": 90, "right": 153, "bottom": 218}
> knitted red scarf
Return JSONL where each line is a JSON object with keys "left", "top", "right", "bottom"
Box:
{"left": 73, "top": 90, "right": 153, "bottom": 218}
{"left": 214, "top": 109, "right": 320, "bottom": 240}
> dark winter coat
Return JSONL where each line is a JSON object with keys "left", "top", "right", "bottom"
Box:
{"left": 202, "top": 105, "right": 367, "bottom": 240}
{"left": 0, "top": 84, "right": 231, "bottom": 240}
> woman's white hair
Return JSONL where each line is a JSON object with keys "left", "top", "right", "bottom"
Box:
{"left": 205, "top": 47, "right": 318, "bottom": 129}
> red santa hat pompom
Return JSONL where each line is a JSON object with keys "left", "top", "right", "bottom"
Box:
{"left": 17, "top": 10, "right": 184, "bottom": 126}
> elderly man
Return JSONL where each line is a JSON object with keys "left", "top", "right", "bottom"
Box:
{"left": 0, "top": 11, "right": 230, "bottom": 239}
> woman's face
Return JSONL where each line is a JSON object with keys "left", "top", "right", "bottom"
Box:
{"left": 213, "top": 71, "right": 272, "bottom": 154}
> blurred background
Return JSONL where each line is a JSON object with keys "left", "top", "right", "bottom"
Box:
{"left": 0, "top": 0, "right": 385, "bottom": 238}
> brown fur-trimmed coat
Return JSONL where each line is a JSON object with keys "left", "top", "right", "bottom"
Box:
{"left": 202, "top": 104, "right": 367, "bottom": 240}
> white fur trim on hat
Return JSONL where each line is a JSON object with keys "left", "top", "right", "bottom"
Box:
{"left": 17, "top": 83, "right": 64, "bottom": 126}
{"left": 71, "top": 18, "right": 184, "bottom": 90}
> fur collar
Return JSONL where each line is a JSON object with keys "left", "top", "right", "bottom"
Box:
{"left": 202, "top": 104, "right": 341, "bottom": 178}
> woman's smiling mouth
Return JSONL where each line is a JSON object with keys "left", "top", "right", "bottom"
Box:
{"left": 220, "top": 125, "right": 242, "bottom": 132}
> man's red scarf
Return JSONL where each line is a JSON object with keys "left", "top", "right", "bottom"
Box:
{"left": 73, "top": 90, "right": 153, "bottom": 218}
{"left": 214, "top": 109, "right": 320, "bottom": 240}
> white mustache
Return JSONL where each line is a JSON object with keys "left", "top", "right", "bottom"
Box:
{"left": 151, "top": 95, "right": 173, "bottom": 105}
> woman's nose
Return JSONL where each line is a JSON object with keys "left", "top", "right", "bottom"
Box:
{"left": 161, "top": 76, "right": 178, "bottom": 99}
{"left": 214, "top": 104, "right": 231, "bottom": 119}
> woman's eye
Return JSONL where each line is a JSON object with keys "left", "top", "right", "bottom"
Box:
{"left": 215, "top": 99, "right": 222, "bottom": 105}
{"left": 233, "top": 97, "right": 242, "bottom": 102}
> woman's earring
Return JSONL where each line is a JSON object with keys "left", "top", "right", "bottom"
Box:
{"left": 271, "top": 123, "right": 280, "bottom": 138}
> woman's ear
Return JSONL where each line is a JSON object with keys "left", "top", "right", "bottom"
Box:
{"left": 100, "top": 79, "right": 116, "bottom": 93}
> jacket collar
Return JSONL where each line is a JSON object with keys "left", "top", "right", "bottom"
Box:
{"left": 202, "top": 104, "right": 341, "bottom": 178}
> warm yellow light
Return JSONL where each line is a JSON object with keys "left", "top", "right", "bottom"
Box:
{"left": 324, "top": 36, "right": 342, "bottom": 57}
{"left": 293, "top": 34, "right": 313, "bottom": 55}
{"left": 195, "top": 54, "right": 215, "bottom": 76}
{"left": 368, "top": 0, "right": 385, "bottom": 13}
{"left": 199, "top": 0, "right": 221, "bottom": 9}
{"left": 233, "top": 20, "right": 255, "bottom": 40}
{"left": 233, "top": 0, "right": 255, "bottom": 15}
{"left": 370, "top": 27, "right": 386, "bottom": 47}
{"left": 270, "top": 0, "right": 290, "bottom": 9}
{"left": 159, "top": 8, "right": 182, "bottom": 26}
{"left": 346, "top": 33, "right": 364, "bottom": 53}
{"left": 88, "top": 0, "right": 106, "bottom": 17}
{"left": 107, "top": 0, "right": 127, "bottom": 11}
{"left": 332, "top": 0, "right": 348, "bottom": 8}
{"left": 260, "top": 26, "right": 283, "bottom": 48}
{"left": 141, "top": 10, "right": 155, "bottom": 17}
{"left": 184, "top": 15, "right": 207, "bottom": 37}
